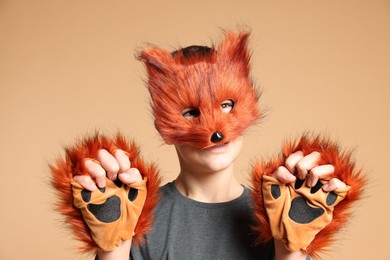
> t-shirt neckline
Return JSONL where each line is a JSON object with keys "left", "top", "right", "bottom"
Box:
{"left": 165, "top": 182, "right": 249, "bottom": 209}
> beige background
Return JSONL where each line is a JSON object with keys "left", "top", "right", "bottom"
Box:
{"left": 1, "top": 0, "right": 389, "bottom": 259}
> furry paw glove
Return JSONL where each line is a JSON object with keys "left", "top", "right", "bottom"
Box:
{"left": 262, "top": 175, "right": 350, "bottom": 252}
{"left": 50, "top": 133, "right": 161, "bottom": 253}
{"left": 251, "top": 134, "right": 365, "bottom": 259}
{"left": 71, "top": 177, "right": 147, "bottom": 251}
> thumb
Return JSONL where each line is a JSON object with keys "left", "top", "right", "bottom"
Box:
{"left": 118, "top": 168, "right": 143, "bottom": 185}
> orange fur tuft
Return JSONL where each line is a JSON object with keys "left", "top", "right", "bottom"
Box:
{"left": 50, "top": 133, "right": 161, "bottom": 254}
{"left": 138, "top": 30, "right": 261, "bottom": 148}
{"left": 251, "top": 133, "right": 366, "bottom": 259}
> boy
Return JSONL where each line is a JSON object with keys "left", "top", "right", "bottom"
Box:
{"left": 53, "top": 31, "right": 362, "bottom": 260}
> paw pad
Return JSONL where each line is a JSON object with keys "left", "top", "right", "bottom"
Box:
{"left": 262, "top": 175, "right": 350, "bottom": 251}
{"left": 79, "top": 179, "right": 140, "bottom": 224}
{"left": 270, "top": 181, "right": 339, "bottom": 225}
{"left": 71, "top": 178, "right": 147, "bottom": 251}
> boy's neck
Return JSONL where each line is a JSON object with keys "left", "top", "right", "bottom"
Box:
{"left": 173, "top": 166, "right": 244, "bottom": 203}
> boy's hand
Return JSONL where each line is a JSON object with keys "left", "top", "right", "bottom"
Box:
{"left": 273, "top": 151, "right": 347, "bottom": 191}
{"left": 70, "top": 148, "right": 147, "bottom": 252}
{"left": 268, "top": 150, "right": 349, "bottom": 252}
{"left": 251, "top": 135, "right": 365, "bottom": 258}
{"left": 73, "top": 149, "right": 143, "bottom": 191}
{"left": 51, "top": 133, "right": 161, "bottom": 254}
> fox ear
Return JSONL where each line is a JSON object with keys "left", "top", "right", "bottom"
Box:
{"left": 137, "top": 47, "right": 174, "bottom": 75}
{"left": 217, "top": 31, "right": 251, "bottom": 76}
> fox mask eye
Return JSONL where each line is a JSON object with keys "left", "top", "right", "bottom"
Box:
{"left": 181, "top": 108, "right": 200, "bottom": 120}
{"left": 220, "top": 99, "right": 235, "bottom": 113}
{"left": 181, "top": 99, "right": 235, "bottom": 120}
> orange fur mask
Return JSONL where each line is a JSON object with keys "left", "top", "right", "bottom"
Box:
{"left": 138, "top": 31, "right": 261, "bottom": 149}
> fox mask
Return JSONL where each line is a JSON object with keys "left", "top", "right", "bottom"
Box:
{"left": 138, "top": 31, "right": 261, "bottom": 149}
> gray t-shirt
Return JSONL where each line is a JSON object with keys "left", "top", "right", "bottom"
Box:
{"left": 130, "top": 182, "right": 274, "bottom": 260}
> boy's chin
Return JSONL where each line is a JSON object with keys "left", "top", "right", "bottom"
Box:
{"left": 199, "top": 156, "right": 235, "bottom": 173}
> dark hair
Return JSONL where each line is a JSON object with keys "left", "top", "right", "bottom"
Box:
{"left": 171, "top": 45, "right": 214, "bottom": 59}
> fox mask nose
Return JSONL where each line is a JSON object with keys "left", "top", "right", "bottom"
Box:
{"left": 210, "top": 131, "right": 224, "bottom": 143}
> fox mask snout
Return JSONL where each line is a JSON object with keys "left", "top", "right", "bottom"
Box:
{"left": 138, "top": 31, "right": 261, "bottom": 149}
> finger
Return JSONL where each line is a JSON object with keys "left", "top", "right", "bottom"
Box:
{"left": 296, "top": 151, "right": 321, "bottom": 180}
{"left": 118, "top": 168, "right": 143, "bottom": 185}
{"left": 73, "top": 175, "right": 98, "bottom": 191}
{"left": 272, "top": 166, "right": 296, "bottom": 183}
{"left": 114, "top": 149, "right": 131, "bottom": 172}
{"left": 97, "top": 149, "right": 120, "bottom": 180}
{"left": 84, "top": 159, "right": 106, "bottom": 188}
{"left": 322, "top": 178, "right": 347, "bottom": 192}
{"left": 285, "top": 151, "right": 304, "bottom": 173}
{"left": 307, "top": 164, "right": 335, "bottom": 187}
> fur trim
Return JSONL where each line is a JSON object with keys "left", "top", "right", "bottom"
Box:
{"left": 50, "top": 133, "right": 161, "bottom": 254}
{"left": 138, "top": 30, "right": 261, "bottom": 148}
{"left": 251, "top": 133, "right": 366, "bottom": 259}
